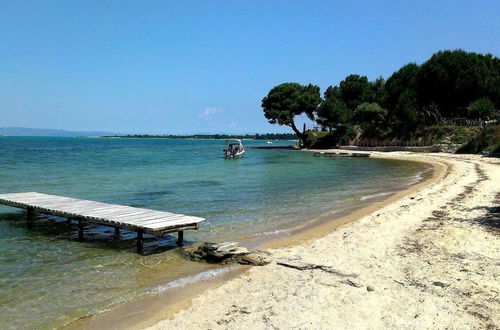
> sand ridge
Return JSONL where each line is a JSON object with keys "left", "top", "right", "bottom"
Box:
{"left": 148, "top": 152, "right": 499, "bottom": 329}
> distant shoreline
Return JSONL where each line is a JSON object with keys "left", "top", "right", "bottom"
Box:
{"left": 102, "top": 134, "right": 298, "bottom": 140}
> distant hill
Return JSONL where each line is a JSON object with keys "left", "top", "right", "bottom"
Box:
{"left": 0, "top": 127, "right": 120, "bottom": 137}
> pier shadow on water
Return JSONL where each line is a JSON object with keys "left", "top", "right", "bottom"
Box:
{"left": 0, "top": 211, "right": 189, "bottom": 255}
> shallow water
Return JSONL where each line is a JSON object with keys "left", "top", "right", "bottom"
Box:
{"left": 0, "top": 137, "right": 430, "bottom": 328}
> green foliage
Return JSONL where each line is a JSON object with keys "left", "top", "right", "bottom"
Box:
{"left": 415, "top": 125, "right": 480, "bottom": 144}
{"left": 352, "top": 102, "right": 388, "bottom": 138}
{"left": 468, "top": 97, "right": 495, "bottom": 119}
{"left": 338, "top": 75, "right": 375, "bottom": 110}
{"left": 385, "top": 63, "right": 419, "bottom": 109}
{"left": 261, "top": 50, "right": 500, "bottom": 148}
{"left": 416, "top": 50, "right": 500, "bottom": 117}
{"left": 261, "top": 82, "right": 321, "bottom": 141}
{"left": 353, "top": 102, "right": 387, "bottom": 124}
{"left": 486, "top": 141, "right": 500, "bottom": 153}
{"left": 418, "top": 125, "right": 498, "bottom": 154}
{"left": 455, "top": 133, "right": 489, "bottom": 154}
{"left": 483, "top": 126, "right": 500, "bottom": 153}
{"left": 385, "top": 63, "right": 421, "bottom": 134}
{"left": 316, "top": 87, "right": 352, "bottom": 128}
{"left": 372, "top": 76, "right": 388, "bottom": 106}
{"left": 304, "top": 130, "right": 329, "bottom": 148}
{"left": 309, "top": 124, "right": 356, "bottom": 148}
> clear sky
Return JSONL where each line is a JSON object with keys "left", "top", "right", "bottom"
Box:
{"left": 1, "top": 1, "right": 499, "bottom": 134}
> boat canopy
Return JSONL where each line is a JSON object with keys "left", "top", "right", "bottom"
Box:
{"left": 225, "top": 139, "right": 243, "bottom": 146}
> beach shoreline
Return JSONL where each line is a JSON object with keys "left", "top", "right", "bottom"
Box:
{"left": 144, "top": 151, "right": 498, "bottom": 329}
{"left": 70, "top": 151, "right": 454, "bottom": 330}
{"left": 259, "top": 150, "right": 445, "bottom": 250}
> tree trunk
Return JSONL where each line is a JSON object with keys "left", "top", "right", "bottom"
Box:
{"left": 289, "top": 121, "right": 306, "bottom": 147}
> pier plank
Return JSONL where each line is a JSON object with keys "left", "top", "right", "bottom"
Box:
{"left": 127, "top": 215, "right": 188, "bottom": 225}
{"left": 0, "top": 192, "right": 205, "bottom": 252}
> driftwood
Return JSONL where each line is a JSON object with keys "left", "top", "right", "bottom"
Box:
{"left": 276, "top": 260, "right": 359, "bottom": 278}
{"left": 344, "top": 279, "right": 363, "bottom": 288}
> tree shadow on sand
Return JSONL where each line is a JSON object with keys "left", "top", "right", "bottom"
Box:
{"left": 466, "top": 205, "right": 500, "bottom": 233}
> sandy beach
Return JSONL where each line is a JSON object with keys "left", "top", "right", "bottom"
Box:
{"left": 147, "top": 152, "right": 499, "bottom": 329}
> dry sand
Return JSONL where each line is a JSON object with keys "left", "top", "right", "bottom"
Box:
{"left": 148, "top": 152, "right": 499, "bottom": 330}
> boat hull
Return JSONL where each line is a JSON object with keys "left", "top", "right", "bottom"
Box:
{"left": 224, "top": 150, "right": 245, "bottom": 158}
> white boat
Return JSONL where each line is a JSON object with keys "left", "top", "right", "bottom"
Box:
{"left": 223, "top": 139, "right": 245, "bottom": 158}
{"left": 266, "top": 141, "right": 273, "bottom": 144}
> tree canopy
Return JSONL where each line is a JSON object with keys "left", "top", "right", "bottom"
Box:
{"left": 338, "top": 74, "right": 374, "bottom": 110}
{"left": 353, "top": 102, "right": 388, "bottom": 124}
{"left": 261, "top": 82, "right": 321, "bottom": 142}
{"left": 468, "top": 97, "right": 495, "bottom": 119}
{"left": 316, "top": 86, "right": 351, "bottom": 128}
{"left": 261, "top": 50, "right": 499, "bottom": 147}
{"left": 416, "top": 50, "right": 500, "bottom": 117}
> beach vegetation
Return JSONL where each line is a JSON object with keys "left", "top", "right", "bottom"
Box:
{"left": 261, "top": 82, "right": 321, "bottom": 146}
{"left": 455, "top": 132, "right": 489, "bottom": 154}
{"left": 353, "top": 102, "right": 388, "bottom": 138}
{"left": 262, "top": 49, "right": 499, "bottom": 153}
{"left": 316, "top": 86, "right": 352, "bottom": 129}
{"left": 338, "top": 74, "right": 375, "bottom": 110}
{"left": 467, "top": 98, "right": 495, "bottom": 119}
{"left": 415, "top": 50, "right": 500, "bottom": 118}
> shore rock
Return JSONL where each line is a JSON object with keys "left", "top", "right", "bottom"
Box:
{"left": 238, "top": 251, "right": 271, "bottom": 266}
{"left": 182, "top": 242, "right": 271, "bottom": 266}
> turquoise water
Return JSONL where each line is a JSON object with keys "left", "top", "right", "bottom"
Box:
{"left": 0, "top": 137, "right": 430, "bottom": 328}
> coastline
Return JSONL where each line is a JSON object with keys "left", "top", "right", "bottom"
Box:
{"left": 145, "top": 151, "right": 499, "bottom": 329}
{"left": 70, "top": 151, "right": 448, "bottom": 329}
{"left": 259, "top": 151, "right": 444, "bottom": 250}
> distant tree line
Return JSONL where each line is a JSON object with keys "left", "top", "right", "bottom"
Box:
{"left": 104, "top": 133, "right": 297, "bottom": 140}
{"left": 261, "top": 50, "right": 500, "bottom": 146}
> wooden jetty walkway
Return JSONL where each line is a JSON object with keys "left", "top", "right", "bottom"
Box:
{"left": 0, "top": 192, "right": 205, "bottom": 252}
{"left": 247, "top": 145, "right": 296, "bottom": 149}
{"left": 313, "top": 151, "right": 370, "bottom": 158}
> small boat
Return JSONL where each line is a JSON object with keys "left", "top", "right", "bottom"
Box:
{"left": 266, "top": 141, "right": 273, "bottom": 144}
{"left": 223, "top": 139, "right": 245, "bottom": 158}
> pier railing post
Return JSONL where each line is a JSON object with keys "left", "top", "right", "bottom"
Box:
{"left": 177, "top": 231, "right": 184, "bottom": 246}
{"left": 137, "top": 230, "right": 144, "bottom": 253}
{"left": 27, "top": 207, "right": 35, "bottom": 229}
{"left": 114, "top": 227, "right": 120, "bottom": 238}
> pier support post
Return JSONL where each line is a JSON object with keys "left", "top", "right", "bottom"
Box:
{"left": 114, "top": 227, "right": 120, "bottom": 238}
{"left": 137, "top": 230, "right": 144, "bottom": 253}
{"left": 78, "top": 220, "right": 84, "bottom": 241}
{"left": 27, "top": 207, "right": 35, "bottom": 229}
{"left": 176, "top": 231, "right": 184, "bottom": 246}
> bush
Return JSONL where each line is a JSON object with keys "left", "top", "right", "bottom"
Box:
{"left": 485, "top": 141, "right": 500, "bottom": 153}
{"left": 455, "top": 138, "right": 486, "bottom": 154}
{"left": 468, "top": 98, "right": 495, "bottom": 119}
{"left": 455, "top": 126, "right": 499, "bottom": 154}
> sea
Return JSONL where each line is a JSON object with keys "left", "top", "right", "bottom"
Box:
{"left": 0, "top": 137, "right": 431, "bottom": 329}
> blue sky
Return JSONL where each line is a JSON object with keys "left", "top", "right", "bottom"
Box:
{"left": 1, "top": 1, "right": 499, "bottom": 134}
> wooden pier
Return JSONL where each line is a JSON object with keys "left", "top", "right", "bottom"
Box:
{"left": 313, "top": 151, "right": 370, "bottom": 158}
{"left": 0, "top": 192, "right": 205, "bottom": 253}
{"left": 247, "top": 145, "right": 296, "bottom": 149}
